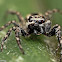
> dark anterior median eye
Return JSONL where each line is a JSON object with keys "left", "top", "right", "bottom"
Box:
{"left": 38, "top": 20, "right": 42, "bottom": 24}
{"left": 38, "top": 20, "right": 45, "bottom": 24}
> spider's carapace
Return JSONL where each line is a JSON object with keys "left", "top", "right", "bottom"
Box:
{"left": 28, "top": 15, "right": 45, "bottom": 24}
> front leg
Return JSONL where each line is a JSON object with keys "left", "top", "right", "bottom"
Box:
{"left": 47, "top": 24, "right": 61, "bottom": 42}
{"left": 46, "top": 24, "right": 62, "bottom": 62}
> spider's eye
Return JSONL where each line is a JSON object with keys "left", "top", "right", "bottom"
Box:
{"left": 38, "top": 20, "right": 42, "bottom": 24}
{"left": 38, "top": 20, "right": 45, "bottom": 24}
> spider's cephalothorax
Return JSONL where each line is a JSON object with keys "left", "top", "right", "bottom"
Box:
{"left": 0, "top": 9, "right": 62, "bottom": 62}
{"left": 26, "top": 13, "right": 51, "bottom": 35}
{"left": 28, "top": 14, "right": 45, "bottom": 23}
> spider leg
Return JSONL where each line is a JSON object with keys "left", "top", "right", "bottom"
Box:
{"left": 46, "top": 24, "right": 62, "bottom": 62}
{"left": 56, "top": 43, "right": 60, "bottom": 52}
{"left": 1, "top": 26, "right": 27, "bottom": 54}
{"left": 59, "top": 37, "right": 62, "bottom": 62}
{"left": 0, "top": 20, "right": 19, "bottom": 31}
{"left": 6, "top": 10, "right": 25, "bottom": 26}
{"left": 15, "top": 29, "right": 24, "bottom": 54}
{"left": 1, "top": 27, "right": 13, "bottom": 52}
{"left": 44, "top": 9, "right": 62, "bottom": 20}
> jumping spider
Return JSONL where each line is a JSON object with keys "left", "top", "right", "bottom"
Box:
{"left": 0, "top": 9, "right": 62, "bottom": 62}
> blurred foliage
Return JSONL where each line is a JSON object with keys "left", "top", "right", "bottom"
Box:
{"left": 0, "top": 0, "right": 62, "bottom": 62}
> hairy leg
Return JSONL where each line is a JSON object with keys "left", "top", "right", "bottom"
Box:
{"left": 44, "top": 9, "right": 62, "bottom": 20}
{"left": 6, "top": 10, "right": 25, "bottom": 26}
{"left": 0, "top": 20, "right": 20, "bottom": 31}
{"left": 46, "top": 24, "right": 62, "bottom": 62}
{"left": 1, "top": 27, "right": 13, "bottom": 51}
{"left": 15, "top": 29, "right": 24, "bottom": 54}
{"left": 1, "top": 27, "right": 25, "bottom": 54}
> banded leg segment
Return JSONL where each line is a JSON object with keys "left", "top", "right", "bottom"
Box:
{"left": 46, "top": 24, "right": 62, "bottom": 62}
{"left": 1, "top": 27, "right": 25, "bottom": 54}
{"left": 1, "top": 27, "right": 13, "bottom": 51}
{"left": 44, "top": 9, "right": 62, "bottom": 20}
{"left": 15, "top": 30, "right": 24, "bottom": 54}
{"left": 59, "top": 37, "right": 62, "bottom": 62}
{"left": 7, "top": 10, "right": 25, "bottom": 26}
{"left": 0, "top": 20, "right": 19, "bottom": 31}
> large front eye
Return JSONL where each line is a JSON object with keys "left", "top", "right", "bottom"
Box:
{"left": 38, "top": 20, "right": 42, "bottom": 24}
{"left": 38, "top": 20, "right": 45, "bottom": 24}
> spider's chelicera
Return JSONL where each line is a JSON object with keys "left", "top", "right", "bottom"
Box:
{"left": 0, "top": 9, "right": 62, "bottom": 62}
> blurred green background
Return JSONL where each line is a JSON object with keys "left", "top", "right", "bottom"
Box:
{"left": 0, "top": 0, "right": 62, "bottom": 62}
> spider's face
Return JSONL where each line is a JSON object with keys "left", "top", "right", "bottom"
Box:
{"left": 27, "top": 15, "right": 46, "bottom": 35}
{"left": 29, "top": 15, "right": 46, "bottom": 24}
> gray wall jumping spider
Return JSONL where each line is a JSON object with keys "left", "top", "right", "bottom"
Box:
{"left": 0, "top": 9, "right": 62, "bottom": 62}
